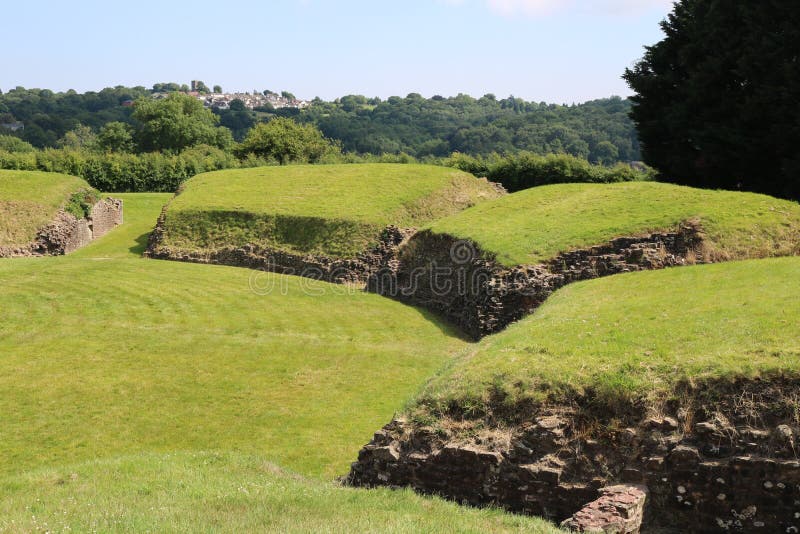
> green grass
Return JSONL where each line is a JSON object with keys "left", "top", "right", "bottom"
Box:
{"left": 417, "top": 257, "right": 800, "bottom": 416}
{"left": 160, "top": 163, "right": 502, "bottom": 257}
{"left": 0, "top": 452, "right": 560, "bottom": 533}
{"left": 0, "top": 170, "right": 91, "bottom": 246}
{"left": 427, "top": 182, "right": 800, "bottom": 266}
{"left": 0, "top": 194, "right": 469, "bottom": 480}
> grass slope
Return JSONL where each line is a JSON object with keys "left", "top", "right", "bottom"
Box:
{"left": 417, "top": 257, "right": 800, "bottom": 415}
{"left": 0, "top": 452, "right": 559, "bottom": 533}
{"left": 0, "top": 194, "right": 468, "bottom": 480}
{"left": 427, "top": 182, "right": 800, "bottom": 266}
{"left": 0, "top": 170, "right": 91, "bottom": 246}
{"left": 160, "top": 163, "right": 501, "bottom": 258}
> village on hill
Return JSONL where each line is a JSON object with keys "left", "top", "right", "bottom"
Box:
{"left": 153, "top": 80, "right": 310, "bottom": 111}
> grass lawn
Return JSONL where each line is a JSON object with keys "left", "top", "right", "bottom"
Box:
{"left": 0, "top": 170, "right": 92, "bottom": 246}
{"left": 0, "top": 193, "right": 469, "bottom": 480}
{"left": 0, "top": 452, "right": 560, "bottom": 533}
{"left": 160, "top": 163, "right": 502, "bottom": 257}
{"left": 427, "top": 182, "right": 800, "bottom": 266}
{"left": 417, "top": 257, "right": 800, "bottom": 416}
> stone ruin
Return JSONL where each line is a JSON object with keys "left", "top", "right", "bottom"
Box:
{"left": 367, "top": 221, "right": 706, "bottom": 339}
{"left": 0, "top": 198, "right": 123, "bottom": 258}
{"left": 348, "top": 379, "right": 800, "bottom": 533}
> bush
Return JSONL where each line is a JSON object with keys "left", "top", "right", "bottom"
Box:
{"left": 446, "top": 151, "right": 652, "bottom": 192}
{"left": 234, "top": 118, "right": 340, "bottom": 165}
{"left": 0, "top": 147, "right": 258, "bottom": 193}
{"left": 0, "top": 135, "right": 36, "bottom": 153}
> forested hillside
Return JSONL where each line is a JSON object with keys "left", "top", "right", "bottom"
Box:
{"left": 294, "top": 94, "right": 638, "bottom": 162}
{"left": 0, "top": 86, "right": 639, "bottom": 162}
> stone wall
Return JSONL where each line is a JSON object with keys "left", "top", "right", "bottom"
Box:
{"left": 146, "top": 206, "right": 414, "bottom": 284}
{"left": 367, "top": 222, "right": 705, "bottom": 339}
{"left": 348, "top": 379, "right": 800, "bottom": 533}
{"left": 0, "top": 198, "right": 123, "bottom": 258}
{"left": 89, "top": 198, "right": 123, "bottom": 238}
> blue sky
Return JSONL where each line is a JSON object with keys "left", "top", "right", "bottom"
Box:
{"left": 1, "top": 0, "right": 673, "bottom": 103}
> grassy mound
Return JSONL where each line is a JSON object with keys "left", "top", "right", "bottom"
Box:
{"left": 0, "top": 194, "right": 467, "bottom": 480}
{"left": 0, "top": 452, "right": 559, "bottom": 532}
{"left": 0, "top": 170, "right": 94, "bottom": 246}
{"left": 158, "top": 163, "right": 502, "bottom": 258}
{"left": 416, "top": 257, "right": 800, "bottom": 418}
{"left": 427, "top": 182, "right": 800, "bottom": 266}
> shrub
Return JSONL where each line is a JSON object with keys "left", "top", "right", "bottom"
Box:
{"left": 0, "top": 135, "right": 36, "bottom": 153}
{"left": 446, "top": 151, "right": 652, "bottom": 192}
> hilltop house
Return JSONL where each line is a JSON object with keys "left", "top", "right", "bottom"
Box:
{"left": 0, "top": 121, "right": 24, "bottom": 132}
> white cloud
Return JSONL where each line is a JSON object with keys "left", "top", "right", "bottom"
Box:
{"left": 442, "top": 0, "right": 673, "bottom": 18}
{"left": 486, "top": 0, "right": 563, "bottom": 17}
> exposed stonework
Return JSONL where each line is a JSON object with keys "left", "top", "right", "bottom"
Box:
{"left": 367, "top": 222, "right": 705, "bottom": 339}
{"left": 146, "top": 204, "right": 415, "bottom": 284}
{"left": 89, "top": 197, "right": 123, "bottom": 238}
{"left": 0, "top": 198, "right": 123, "bottom": 258}
{"left": 348, "top": 379, "right": 800, "bottom": 533}
{"left": 562, "top": 485, "right": 648, "bottom": 533}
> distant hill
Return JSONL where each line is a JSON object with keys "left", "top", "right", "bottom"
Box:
{"left": 0, "top": 86, "right": 639, "bottom": 162}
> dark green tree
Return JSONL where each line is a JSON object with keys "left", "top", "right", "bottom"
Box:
{"left": 97, "top": 121, "right": 135, "bottom": 152}
{"left": 624, "top": 0, "right": 800, "bottom": 199}
{"left": 132, "top": 92, "right": 231, "bottom": 152}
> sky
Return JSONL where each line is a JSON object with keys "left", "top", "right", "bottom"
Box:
{"left": 0, "top": 0, "right": 673, "bottom": 104}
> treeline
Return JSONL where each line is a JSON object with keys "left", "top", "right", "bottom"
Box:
{"left": 0, "top": 86, "right": 640, "bottom": 163}
{"left": 296, "top": 94, "right": 639, "bottom": 163}
{"left": 0, "top": 141, "right": 650, "bottom": 194}
{"left": 0, "top": 144, "right": 244, "bottom": 192}
{"left": 0, "top": 89, "right": 651, "bottom": 193}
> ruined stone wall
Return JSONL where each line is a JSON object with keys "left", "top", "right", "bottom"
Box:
{"left": 0, "top": 198, "right": 123, "bottom": 258}
{"left": 348, "top": 380, "right": 800, "bottom": 533}
{"left": 146, "top": 207, "right": 414, "bottom": 284}
{"left": 89, "top": 198, "right": 123, "bottom": 238}
{"left": 367, "top": 222, "right": 704, "bottom": 339}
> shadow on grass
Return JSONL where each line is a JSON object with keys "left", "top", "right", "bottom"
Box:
{"left": 129, "top": 232, "right": 151, "bottom": 256}
{"left": 409, "top": 305, "right": 475, "bottom": 342}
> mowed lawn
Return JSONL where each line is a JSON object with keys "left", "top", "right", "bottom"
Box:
{"left": 0, "top": 193, "right": 469, "bottom": 480}
{"left": 0, "top": 452, "right": 559, "bottom": 533}
{"left": 419, "top": 257, "right": 800, "bottom": 415}
{"left": 428, "top": 182, "right": 800, "bottom": 266}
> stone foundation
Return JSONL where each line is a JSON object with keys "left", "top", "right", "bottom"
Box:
{"left": 146, "top": 205, "right": 414, "bottom": 284}
{"left": 348, "top": 379, "right": 800, "bottom": 533}
{"left": 0, "top": 198, "right": 123, "bottom": 258}
{"left": 367, "top": 222, "right": 705, "bottom": 339}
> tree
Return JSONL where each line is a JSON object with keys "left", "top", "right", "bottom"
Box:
{"left": 132, "top": 92, "right": 231, "bottom": 152}
{"left": 624, "top": 0, "right": 800, "bottom": 200}
{"left": 57, "top": 124, "right": 96, "bottom": 150}
{"left": 281, "top": 91, "right": 296, "bottom": 101}
{"left": 235, "top": 118, "right": 338, "bottom": 164}
{"left": 213, "top": 85, "right": 222, "bottom": 94}
{"left": 0, "top": 135, "right": 35, "bottom": 153}
{"left": 229, "top": 99, "right": 246, "bottom": 112}
{"left": 592, "top": 141, "right": 619, "bottom": 165}
{"left": 97, "top": 121, "right": 135, "bottom": 152}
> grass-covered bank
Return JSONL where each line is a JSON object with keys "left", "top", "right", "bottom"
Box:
{"left": 414, "top": 257, "right": 800, "bottom": 419}
{"left": 427, "top": 181, "right": 800, "bottom": 266}
{"left": 0, "top": 170, "right": 95, "bottom": 246}
{"left": 158, "top": 163, "right": 502, "bottom": 258}
{"left": 0, "top": 194, "right": 468, "bottom": 479}
{"left": 0, "top": 452, "right": 560, "bottom": 533}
